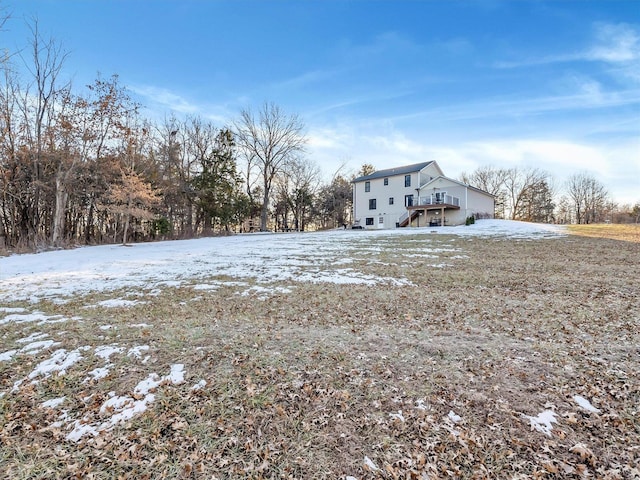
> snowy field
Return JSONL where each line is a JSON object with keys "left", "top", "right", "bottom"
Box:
{"left": 0, "top": 219, "right": 564, "bottom": 304}
{"left": 1, "top": 219, "right": 638, "bottom": 479}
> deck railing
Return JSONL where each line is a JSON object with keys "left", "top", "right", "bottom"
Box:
{"left": 418, "top": 195, "right": 460, "bottom": 207}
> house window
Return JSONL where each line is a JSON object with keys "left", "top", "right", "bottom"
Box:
{"left": 369, "top": 198, "right": 377, "bottom": 210}
{"left": 405, "top": 194, "right": 414, "bottom": 207}
{"left": 365, "top": 181, "right": 370, "bottom": 192}
{"left": 365, "top": 217, "right": 374, "bottom": 226}
{"left": 389, "top": 197, "right": 394, "bottom": 205}
{"left": 378, "top": 217, "right": 384, "bottom": 224}
{"left": 383, "top": 178, "right": 389, "bottom": 186}
{"left": 404, "top": 175, "right": 411, "bottom": 187}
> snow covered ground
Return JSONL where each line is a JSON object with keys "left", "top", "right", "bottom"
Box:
{"left": 0, "top": 219, "right": 565, "bottom": 304}
{"left": 0, "top": 219, "right": 624, "bottom": 474}
{"left": 0, "top": 220, "right": 572, "bottom": 441}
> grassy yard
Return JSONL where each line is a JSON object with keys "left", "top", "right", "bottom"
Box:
{"left": 567, "top": 223, "right": 640, "bottom": 243}
{"left": 1, "top": 230, "right": 638, "bottom": 479}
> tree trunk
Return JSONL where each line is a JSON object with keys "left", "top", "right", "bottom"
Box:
{"left": 85, "top": 201, "right": 94, "bottom": 244}
{"left": 185, "top": 200, "right": 193, "bottom": 237}
{"left": 203, "top": 213, "right": 213, "bottom": 236}
{"left": 122, "top": 213, "right": 130, "bottom": 245}
{"left": 52, "top": 172, "right": 68, "bottom": 247}
{"left": 260, "top": 187, "right": 270, "bottom": 231}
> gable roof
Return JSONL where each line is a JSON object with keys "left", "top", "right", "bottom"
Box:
{"left": 420, "top": 175, "right": 496, "bottom": 197}
{"left": 352, "top": 161, "right": 434, "bottom": 183}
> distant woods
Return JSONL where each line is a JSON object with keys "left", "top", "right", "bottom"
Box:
{"left": 459, "top": 166, "right": 637, "bottom": 225}
{"left": 0, "top": 18, "right": 353, "bottom": 250}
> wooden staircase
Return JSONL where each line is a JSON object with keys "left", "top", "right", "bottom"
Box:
{"left": 398, "top": 210, "right": 420, "bottom": 227}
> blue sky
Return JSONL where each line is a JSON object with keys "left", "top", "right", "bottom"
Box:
{"left": 3, "top": 0, "right": 639, "bottom": 204}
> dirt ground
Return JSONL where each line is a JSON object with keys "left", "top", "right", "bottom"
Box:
{"left": 1, "top": 231, "right": 639, "bottom": 479}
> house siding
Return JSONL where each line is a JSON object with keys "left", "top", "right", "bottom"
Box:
{"left": 352, "top": 161, "right": 492, "bottom": 229}
{"left": 466, "top": 188, "right": 495, "bottom": 219}
{"left": 353, "top": 173, "right": 414, "bottom": 229}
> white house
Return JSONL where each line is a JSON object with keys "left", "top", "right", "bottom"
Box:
{"left": 352, "top": 161, "right": 494, "bottom": 229}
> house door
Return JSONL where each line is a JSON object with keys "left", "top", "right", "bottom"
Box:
{"left": 378, "top": 216, "right": 384, "bottom": 229}
{"left": 404, "top": 194, "right": 414, "bottom": 207}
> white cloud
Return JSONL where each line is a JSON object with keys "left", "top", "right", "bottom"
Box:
{"left": 129, "top": 85, "right": 201, "bottom": 116}
{"left": 587, "top": 22, "right": 639, "bottom": 63}
{"left": 495, "top": 22, "right": 640, "bottom": 84}
{"left": 308, "top": 124, "right": 640, "bottom": 204}
{"left": 427, "top": 139, "right": 640, "bottom": 204}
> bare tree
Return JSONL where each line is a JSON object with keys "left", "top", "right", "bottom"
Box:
{"left": 0, "top": 63, "right": 21, "bottom": 248}
{"left": 460, "top": 165, "right": 507, "bottom": 196}
{"left": 234, "top": 102, "right": 306, "bottom": 231}
{"left": 19, "top": 20, "right": 69, "bottom": 245}
{"left": 51, "top": 75, "right": 139, "bottom": 246}
{"left": 502, "top": 167, "right": 549, "bottom": 220}
{"left": 318, "top": 173, "right": 352, "bottom": 229}
{"left": 356, "top": 163, "right": 376, "bottom": 178}
{"left": 460, "top": 166, "right": 508, "bottom": 218}
{"left": 276, "top": 157, "right": 321, "bottom": 231}
{"left": 566, "top": 172, "right": 609, "bottom": 224}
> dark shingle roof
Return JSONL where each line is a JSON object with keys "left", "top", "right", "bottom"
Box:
{"left": 352, "top": 161, "right": 433, "bottom": 183}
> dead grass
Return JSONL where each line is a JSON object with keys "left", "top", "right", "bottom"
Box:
{"left": 566, "top": 223, "right": 640, "bottom": 243}
{"left": 1, "top": 232, "right": 639, "bottom": 479}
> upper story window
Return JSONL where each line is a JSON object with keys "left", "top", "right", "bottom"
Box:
{"left": 389, "top": 197, "right": 394, "bottom": 205}
{"left": 369, "top": 198, "right": 377, "bottom": 210}
{"left": 404, "top": 175, "right": 411, "bottom": 187}
{"left": 383, "top": 178, "right": 389, "bottom": 186}
{"left": 365, "top": 181, "right": 370, "bottom": 192}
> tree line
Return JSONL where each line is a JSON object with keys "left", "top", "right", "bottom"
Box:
{"left": 459, "top": 165, "right": 638, "bottom": 225}
{"left": 0, "top": 19, "right": 354, "bottom": 250}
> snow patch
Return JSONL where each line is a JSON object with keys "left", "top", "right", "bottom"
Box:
{"left": 66, "top": 364, "right": 186, "bottom": 442}
{"left": 364, "top": 456, "right": 380, "bottom": 472}
{"left": 66, "top": 421, "right": 99, "bottom": 442}
{"left": 94, "top": 345, "right": 124, "bottom": 360}
{"left": 127, "top": 345, "right": 150, "bottom": 359}
{"left": 95, "top": 298, "right": 143, "bottom": 308}
{"left": 16, "top": 332, "right": 49, "bottom": 343}
{"left": 42, "top": 396, "right": 66, "bottom": 408}
{"left": 85, "top": 366, "right": 111, "bottom": 382}
{"left": 0, "top": 350, "right": 17, "bottom": 362}
{"left": 523, "top": 410, "right": 557, "bottom": 436}
{"left": 28, "top": 347, "right": 89, "bottom": 380}
{"left": 389, "top": 410, "right": 405, "bottom": 422}
{"left": 191, "top": 380, "right": 206, "bottom": 391}
{"left": 192, "top": 283, "right": 219, "bottom": 291}
{"left": 573, "top": 395, "right": 601, "bottom": 413}
{"left": 20, "top": 340, "right": 60, "bottom": 354}
{"left": 0, "top": 312, "right": 67, "bottom": 326}
{"left": 448, "top": 410, "right": 462, "bottom": 423}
